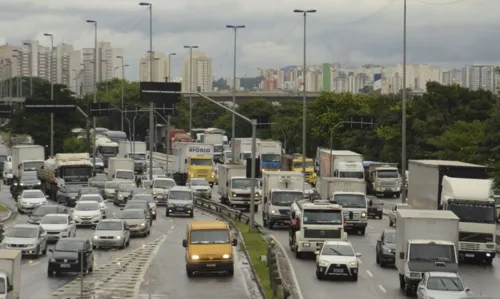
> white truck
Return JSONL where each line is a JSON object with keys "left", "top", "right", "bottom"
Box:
{"left": 233, "top": 138, "right": 254, "bottom": 165}
{"left": 94, "top": 136, "right": 119, "bottom": 168}
{"left": 201, "top": 133, "right": 225, "bottom": 161}
{"left": 217, "top": 164, "right": 261, "bottom": 212}
{"left": 408, "top": 159, "right": 496, "bottom": 264}
{"left": 0, "top": 249, "right": 21, "bottom": 299}
{"left": 289, "top": 199, "right": 346, "bottom": 258}
{"left": 315, "top": 148, "right": 364, "bottom": 179}
{"left": 365, "top": 162, "right": 401, "bottom": 197}
{"left": 38, "top": 153, "right": 93, "bottom": 202}
{"left": 11, "top": 145, "right": 45, "bottom": 178}
{"left": 257, "top": 140, "right": 282, "bottom": 171}
{"left": 172, "top": 142, "right": 215, "bottom": 186}
{"left": 118, "top": 141, "right": 147, "bottom": 173}
{"left": 262, "top": 171, "right": 304, "bottom": 229}
{"left": 107, "top": 157, "right": 135, "bottom": 182}
{"left": 319, "top": 177, "right": 368, "bottom": 235}
{"left": 395, "top": 209, "right": 459, "bottom": 296}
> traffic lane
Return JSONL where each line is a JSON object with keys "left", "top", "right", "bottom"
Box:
{"left": 139, "top": 210, "right": 253, "bottom": 299}
{"left": 19, "top": 201, "right": 174, "bottom": 299}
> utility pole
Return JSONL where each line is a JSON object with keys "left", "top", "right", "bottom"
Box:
{"left": 43, "top": 33, "right": 55, "bottom": 157}
{"left": 401, "top": 0, "right": 408, "bottom": 203}
{"left": 184, "top": 45, "right": 198, "bottom": 134}
{"left": 86, "top": 20, "right": 98, "bottom": 172}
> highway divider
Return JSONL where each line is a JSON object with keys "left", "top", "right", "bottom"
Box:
{"left": 194, "top": 197, "right": 301, "bottom": 299}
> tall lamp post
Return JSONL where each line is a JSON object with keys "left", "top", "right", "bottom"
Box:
{"left": 401, "top": 0, "right": 408, "bottom": 203}
{"left": 102, "top": 59, "right": 108, "bottom": 94}
{"left": 293, "top": 9, "right": 316, "bottom": 189}
{"left": 86, "top": 20, "right": 98, "bottom": 173}
{"left": 184, "top": 45, "right": 198, "bottom": 133}
{"left": 226, "top": 24, "right": 245, "bottom": 161}
{"left": 22, "top": 42, "right": 33, "bottom": 96}
{"left": 43, "top": 33, "right": 55, "bottom": 157}
{"left": 168, "top": 53, "right": 176, "bottom": 82}
{"left": 117, "top": 55, "right": 128, "bottom": 131}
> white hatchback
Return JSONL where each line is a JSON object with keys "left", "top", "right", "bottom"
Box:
{"left": 79, "top": 194, "right": 107, "bottom": 218}
{"left": 315, "top": 240, "right": 361, "bottom": 281}
{"left": 17, "top": 190, "right": 47, "bottom": 214}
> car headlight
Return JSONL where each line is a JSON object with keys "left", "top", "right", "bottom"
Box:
{"left": 152, "top": 191, "right": 157, "bottom": 195}
{"left": 361, "top": 212, "right": 366, "bottom": 218}
{"left": 49, "top": 258, "right": 55, "bottom": 262}
{"left": 73, "top": 215, "right": 80, "bottom": 220}
{"left": 256, "top": 191, "right": 261, "bottom": 196}
{"left": 349, "top": 261, "right": 358, "bottom": 267}
{"left": 191, "top": 255, "right": 200, "bottom": 260}
{"left": 222, "top": 254, "right": 231, "bottom": 259}
{"left": 116, "top": 236, "right": 121, "bottom": 239}
{"left": 152, "top": 210, "right": 156, "bottom": 214}
{"left": 20, "top": 183, "right": 24, "bottom": 186}
{"left": 232, "top": 192, "right": 236, "bottom": 197}
{"left": 93, "top": 235, "right": 98, "bottom": 239}
{"left": 318, "top": 260, "right": 329, "bottom": 267}
{"left": 119, "top": 194, "right": 123, "bottom": 198}
{"left": 271, "top": 209, "right": 278, "bottom": 214}
{"left": 140, "top": 223, "right": 146, "bottom": 227}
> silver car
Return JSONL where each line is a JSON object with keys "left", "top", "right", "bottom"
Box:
{"left": 17, "top": 189, "right": 48, "bottom": 214}
{"left": 92, "top": 219, "right": 130, "bottom": 249}
{"left": 40, "top": 214, "right": 76, "bottom": 242}
{"left": 130, "top": 195, "right": 157, "bottom": 220}
{"left": 118, "top": 209, "right": 151, "bottom": 237}
{"left": 186, "top": 178, "right": 211, "bottom": 199}
{"left": 103, "top": 181, "right": 119, "bottom": 199}
{"left": 1, "top": 224, "right": 48, "bottom": 257}
{"left": 417, "top": 272, "right": 470, "bottom": 299}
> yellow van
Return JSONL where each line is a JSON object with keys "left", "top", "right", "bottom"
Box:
{"left": 182, "top": 220, "right": 238, "bottom": 277}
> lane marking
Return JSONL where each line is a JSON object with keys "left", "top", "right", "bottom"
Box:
{"left": 29, "top": 261, "right": 40, "bottom": 267}
{"left": 378, "top": 284, "right": 387, "bottom": 293}
{"left": 365, "top": 270, "right": 373, "bottom": 277}
{"left": 368, "top": 225, "right": 375, "bottom": 229}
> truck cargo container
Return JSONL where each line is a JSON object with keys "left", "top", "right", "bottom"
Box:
{"left": 217, "top": 164, "right": 261, "bottom": 211}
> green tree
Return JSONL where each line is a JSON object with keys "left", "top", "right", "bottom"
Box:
{"left": 62, "top": 137, "right": 87, "bottom": 153}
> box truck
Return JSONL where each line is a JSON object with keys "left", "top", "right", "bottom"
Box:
{"left": 315, "top": 148, "right": 364, "bottom": 179}
{"left": 11, "top": 145, "right": 45, "bottom": 178}
{"left": 0, "top": 249, "right": 21, "bottom": 299}
{"left": 172, "top": 142, "right": 215, "bottom": 186}
{"left": 217, "top": 164, "right": 261, "bottom": 212}
{"left": 107, "top": 157, "right": 134, "bottom": 182}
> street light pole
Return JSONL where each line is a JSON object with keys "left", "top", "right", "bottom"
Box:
{"left": 184, "top": 45, "right": 198, "bottom": 134}
{"left": 401, "top": 0, "right": 408, "bottom": 203}
{"left": 117, "top": 55, "right": 126, "bottom": 131}
{"left": 22, "top": 42, "right": 33, "bottom": 96}
{"left": 86, "top": 20, "right": 98, "bottom": 173}
{"left": 102, "top": 59, "right": 108, "bottom": 95}
{"left": 294, "top": 9, "right": 316, "bottom": 193}
{"left": 43, "top": 33, "right": 55, "bottom": 157}
{"left": 168, "top": 53, "right": 176, "bottom": 82}
{"left": 226, "top": 24, "right": 245, "bottom": 163}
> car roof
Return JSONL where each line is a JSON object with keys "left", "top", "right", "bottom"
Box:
{"left": 99, "top": 219, "right": 123, "bottom": 223}
{"left": 154, "top": 178, "right": 175, "bottom": 182}
{"left": 44, "top": 214, "right": 67, "bottom": 218}
{"left": 76, "top": 201, "right": 99, "bottom": 206}
{"left": 23, "top": 189, "right": 42, "bottom": 193}
{"left": 170, "top": 186, "right": 191, "bottom": 191}
{"left": 59, "top": 237, "right": 89, "bottom": 242}
{"left": 189, "top": 220, "right": 229, "bottom": 230}
{"left": 81, "top": 194, "right": 102, "bottom": 197}
{"left": 122, "top": 208, "right": 145, "bottom": 213}
{"left": 323, "top": 240, "right": 352, "bottom": 246}
{"left": 12, "top": 224, "right": 39, "bottom": 229}
{"left": 427, "top": 272, "right": 459, "bottom": 278}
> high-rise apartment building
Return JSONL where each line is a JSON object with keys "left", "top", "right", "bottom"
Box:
{"left": 81, "top": 42, "right": 122, "bottom": 95}
{"left": 462, "top": 65, "right": 495, "bottom": 92}
{"left": 138, "top": 51, "right": 169, "bottom": 82}
{"left": 182, "top": 51, "right": 212, "bottom": 92}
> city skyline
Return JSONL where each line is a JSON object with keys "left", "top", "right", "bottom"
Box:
{"left": 1, "top": 0, "right": 499, "bottom": 81}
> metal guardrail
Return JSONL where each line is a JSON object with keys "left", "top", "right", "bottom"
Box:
{"left": 193, "top": 196, "right": 299, "bottom": 299}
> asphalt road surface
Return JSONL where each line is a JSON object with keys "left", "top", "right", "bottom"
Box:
{"left": 0, "top": 184, "right": 257, "bottom": 299}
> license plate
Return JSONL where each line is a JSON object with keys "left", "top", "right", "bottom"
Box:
{"left": 60, "top": 264, "right": 70, "bottom": 268}
{"left": 283, "top": 221, "right": 290, "bottom": 224}
{"left": 82, "top": 221, "right": 91, "bottom": 224}
{"left": 206, "top": 264, "right": 216, "bottom": 268}
{"left": 465, "top": 253, "right": 475, "bottom": 258}
{"left": 177, "top": 208, "right": 184, "bottom": 211}
{"left": 333, "top": 269, "right": 344, "bottom": 273}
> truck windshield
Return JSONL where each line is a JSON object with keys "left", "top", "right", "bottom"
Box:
{"left": 409, "top": 244, "right": 455, "bottom": 262}
{"left": 303, "top": 210, "right": 342, "bottom": 224}
{"left": 190, "top": 229, "right": 229, "bottom": 244}
{"left": 23, "top": 161, "right": 43, "bottom": 171}
{"left": 190, "top": 158, "right": 212, "bottom": 166}
{"left": 99, "top": 146, "right": 118, "bottom": 155}
{"left": 116, "top": 171, "right": 134, "bottom": 180}
{"left": 153, "top": 180, "right": 175, "bottom": 189}
{"left": 333, "top": 194, "right": 367, "bottom": 208}
{"left": 293, "top": 161, "right": 314, "bottom": 168}
{"left": 339, "top": 171, "right": 363, "bottom": 179}
{"left": 232, "top": 178, "right": 258, "bottom": 189}
{"left": 449, "top": 203, "right": 496, "bottom": 224}
{"left": 62, "top": 167, "right": 91, "bottom": 178}
{"left": 129, "top": 154, "right": 146, "bottom": 160}
{"left": 261, "top": 154, "right": 281, "bottom": 163}
{"left": 214, "top": 145, "right": 224, "bottom": 152}
{"left": 376, "top": 170, "right": 398, "bottom": 178}
{"left": 271, "top": 192, "right": 303, "bottom": 206}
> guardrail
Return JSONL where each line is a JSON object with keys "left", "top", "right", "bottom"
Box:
{"left": 193, "top": 196, "right": 300, "bottom": 299}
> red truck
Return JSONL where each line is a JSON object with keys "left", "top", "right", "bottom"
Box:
{"left": 168, "top": 130, "right": 193, "bottom": 152}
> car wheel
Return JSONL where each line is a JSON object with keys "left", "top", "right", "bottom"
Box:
{"left": 47, "top": 269, "right": 53, "bottom": 277}
{"left": 35, "top": 245, "right": 41, "bottom": 258}
{"left": 126, "top": 239, "right": 130, "bottom": 247}
{"left": 42, "top": 244, "right": 47, "bottom": 255}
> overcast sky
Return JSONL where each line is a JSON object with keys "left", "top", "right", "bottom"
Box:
{"left": 0, "top": 0, "right": 498, "bottom": 81}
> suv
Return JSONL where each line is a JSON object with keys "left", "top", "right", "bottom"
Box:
{"left": 166, "top": 186, "right": 194, "bottom": 218}
{"left": 47, "top": 238, "right": 94, "bottom": 276}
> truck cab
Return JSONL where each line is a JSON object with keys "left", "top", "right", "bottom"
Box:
{"left": 187, "top": 156, "right": 216, "bottom": 186}
{"left": 95, "top": 137, "right": 119, "bottom": 168}
{"left": 257, "top": 141, "right": 282, "bottom": 171}
{"left": 263, "top": 188, "right": 303, "bottom": 229}
{"left": 330, "top": 191, "right": 368, "bottom": 235}
{"left": 282, "top": 154, "right": 317, "bottom": 186}
{"left": 365, "top": 163, "right": 401, "bottom": 198}
{"left": 494, "top": 190, "right": 500, "bottom": 222}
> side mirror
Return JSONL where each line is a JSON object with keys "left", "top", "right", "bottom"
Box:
{"left": 49, "top": 249, "right": 53, "bottom": 253}
{"left": 7, "top": 285, "right": 13, "bottom": 292}
{"left": 182, "top": 239, "right": 187, "bottom": 248}
{"left": 356, "top": 253, "right": 362, "bottom": 257}
{"left": 291, "top": 211, "right": 296, "bottom": 219}
{"left": 465, "top": 287, "right": 470, "bottom": 292}
{"left": 399, "top": 252, "right": 405, "bottom": 259}
{"left": 232, "top": 239, "right": 238, "bottom": 246}
{"left": 264, "top": 197, "right": 268, "bottom": 204}
{"left": 314, "top": 251, "right": 319, "bottom": 255}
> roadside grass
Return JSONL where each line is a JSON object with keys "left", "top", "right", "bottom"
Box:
{"left": 235, "top": 221, "right": 281, "bottom": 299}
{"left": 0, "top": 131, "right": 9, "bottom": 142}
{"left": 0, "top": 204, "right": 8, "bottom": 212}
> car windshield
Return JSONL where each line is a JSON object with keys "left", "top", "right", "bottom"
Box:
{"left": 80, "top": 195, "right": 103, "bottom": 203}
{"left": 153, "top": 180, "right": 176, "bottom": 189}
{"left": 397, "top": 204, "right": 409, "bottom": 210}
{"left": 105, "top": 182, "right": 119, "bottom": 189}
{"left": 120, "top": 210, "right": 144, "bottom": 219}
{"left": 129, "top": 153, "right": 146, "bottom": 160}
{"left": 41, "top": 216, "right": 68, "bottom": 224}
{"left": 384, "top": 231, "right": 396, "bottom": 243}
{"left": 133, "top": 195, "right": 154, "bottom": 202}
{"left": 23, "top": 191, "right": 44, "bottom": 198}
{"left": 80, "top": 188, "right": 99, "bottom": 194}
{"left": 321, "top": 244, "right": 355, "bottom": 256}
{"left": 426, "top": 277, "right": 464, "bottom": 291}
{"left": 191, "top": 180, "right": 209, "bottom": 186}
{"left": 75, "top": 202, "right": 99, "bottom": 211}
{"left": 190, "top": 229, "right": 229, "bottom": 244}
{"left": 169, "top": 191, "right": 192, "bottom": 201}
{"left": 6, "top": 227, "right": 37, "bottom": 238}
{"left": 119, "top": 184, "right": 135, "bottom": 192}
{"left": 116, "top": 171, "right": 134, "bottom": 180}
{"left": 97, "top": 222, "right": 123, "bottom": 230}
{"left": 55, "top": 240, "right": 85, "bottom": 251}
{"left": 32, "top": 206, "right": 60, "bottom": 216}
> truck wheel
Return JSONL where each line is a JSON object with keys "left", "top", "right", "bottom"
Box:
{"left": 395, "top": 192, "right": 401, "bottom": 198}
{"left": 262, "top": 214, "right": 267, "bottom": 227}
{"left": 268, "top": 221, "right": 274, "bottom": 230}
{"left": 295, "top": 249, "right": 302, "bottom": 259}
{"left": 485, "top": 257, "right": 493, "bottom": 265}
{"left": 352, "top": 273, "right": 358, "bottom": 281}
{"left": 389, "top": 219, "right": 394, "bottom": 227}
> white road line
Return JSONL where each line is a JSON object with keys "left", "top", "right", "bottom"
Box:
{"left": 365, "top": 270, "right": 373, "bottom": 277}
{"left": 368, "top": 225, "right": 375, "bottom": 229}
{"left": 29, "top": 261, "right": 40, "bottom": 267}
{"left": 378, "top": 284, "right": 387, "bottom": 293}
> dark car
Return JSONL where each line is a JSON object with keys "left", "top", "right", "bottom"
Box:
{"left": 47, "top": 237, "right": 94, "bottom": 276}
{"left": 123, "top": 201, "right": 152, "bottom": 226}
{"left": 90, "top": 173, "right": 107, "bottom": 189}
{"left": 376, "top": 229, "right": 396, "bottom": 267}
{"left": 28, "top": 204, "right": 69, "bottom": 225}
{"left": 114, "top": 183, "right": 135, "bottom": 206}
{"left": 11, "top": 173, "right": 41, "bottom": 198}
{"left": 56, "top": 184, "right": 82, "bottom": 206}
{"left": 367, "top": 198, "right": 384, "bottom": 219}
{"left": 76, "top": 187, "right": 101, "bottom": 201}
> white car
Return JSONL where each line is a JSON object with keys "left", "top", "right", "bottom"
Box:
{"left": 72, "top": 201, "right": 102, "bottom": 227}
{"left": 17, "top": 190, "right": 48, "bottom": 214}
{"left": 417, "top": 272, "right": 470, "bottom": 299}
{"left": 79, "top": 194, "right": 107, "bottom": 218}
{"left": 152, "top": 178, "right": 176, "bottom": 205}
{"left": 315, "top": 240, "right": 361, "bottom": 281}
{"left": 40, "top": 214, "right": 76, "bottom": 241}
{"left": 186, "top": 178, "right": 211, "bottom": 199}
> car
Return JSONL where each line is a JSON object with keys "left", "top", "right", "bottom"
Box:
{"left": 2, "top": 161, "right": 13, "bottom": 185}
{"left": 123, "top": 201, "right": 153, "bottom": 226}
{"left": 130, "top": 188, "right": 151, "bottom": 198}
{"left": 93, "top": 157, "right": 105, "bottom": 173}
{"left": 79, "top": 194, "right": 107, "bottom": 218}
{"left": 72, "top": 201, "right": 102, "bottom": 228}
{"left": 28, "top": 204, "right": 69, "bottom": 225}
{"left": 11, "top": 172, "right": 41, "bottom": 198}
{"left": 416, "top": 272, "right": 470, "bottom": 299}
{"left": 151, "top": 168, "right": 165, "bottom": 180}
{"left": 17, "top": 189, "right": 48, "bottom": 214}
{"left": 56, "top": 184, "right": 82, "bottom": 206}
{"left": 166, "top": 186, "right": 194, "bottom": 217}
{"left": 118, "top": 209, "right": 151, "bottom": 237}
{"left": 40, "top": 214, "right": 77, "bottom": 242}
{"left": 103, "top": 181, "right": 119, "bottom": 199}
{"left": 367, "top": 198, "right": 384, "bottom": 219}
{"left": 151, "top": 178, "right": 176, "bottom": 205}
{"left": 141, "top": 180, "right": 153, "bottom": 189}
{"left": 92, "top": 219, "right": 130, "bottom": 249}
{"left": 76, "top": 187, "right": 101, "bottom": 202}
{"left": 388, "top": 203, "right": 409, "bottom": 227}
{"left": 130, "top": 194, "right": 157, "bottom": 220}
{"left": 186, "top": 178, "right": 211, "bottom": 199}
{"left": 114, "top": 183, "right": 135, "bottom": 206}
{"left": 90, "top": 173, "right": 107, "bottom": 189}
{"left": 315, "top": 240, "right": 361, "bottom": 281}
{"left": 375, "top": 228, "right": 396, "bottom": 267}
{"left": 1, "top": 224, "right": 48, "bottom": 257}
{"left": 47, "top": 237, "right": 94, "bottom": 276}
